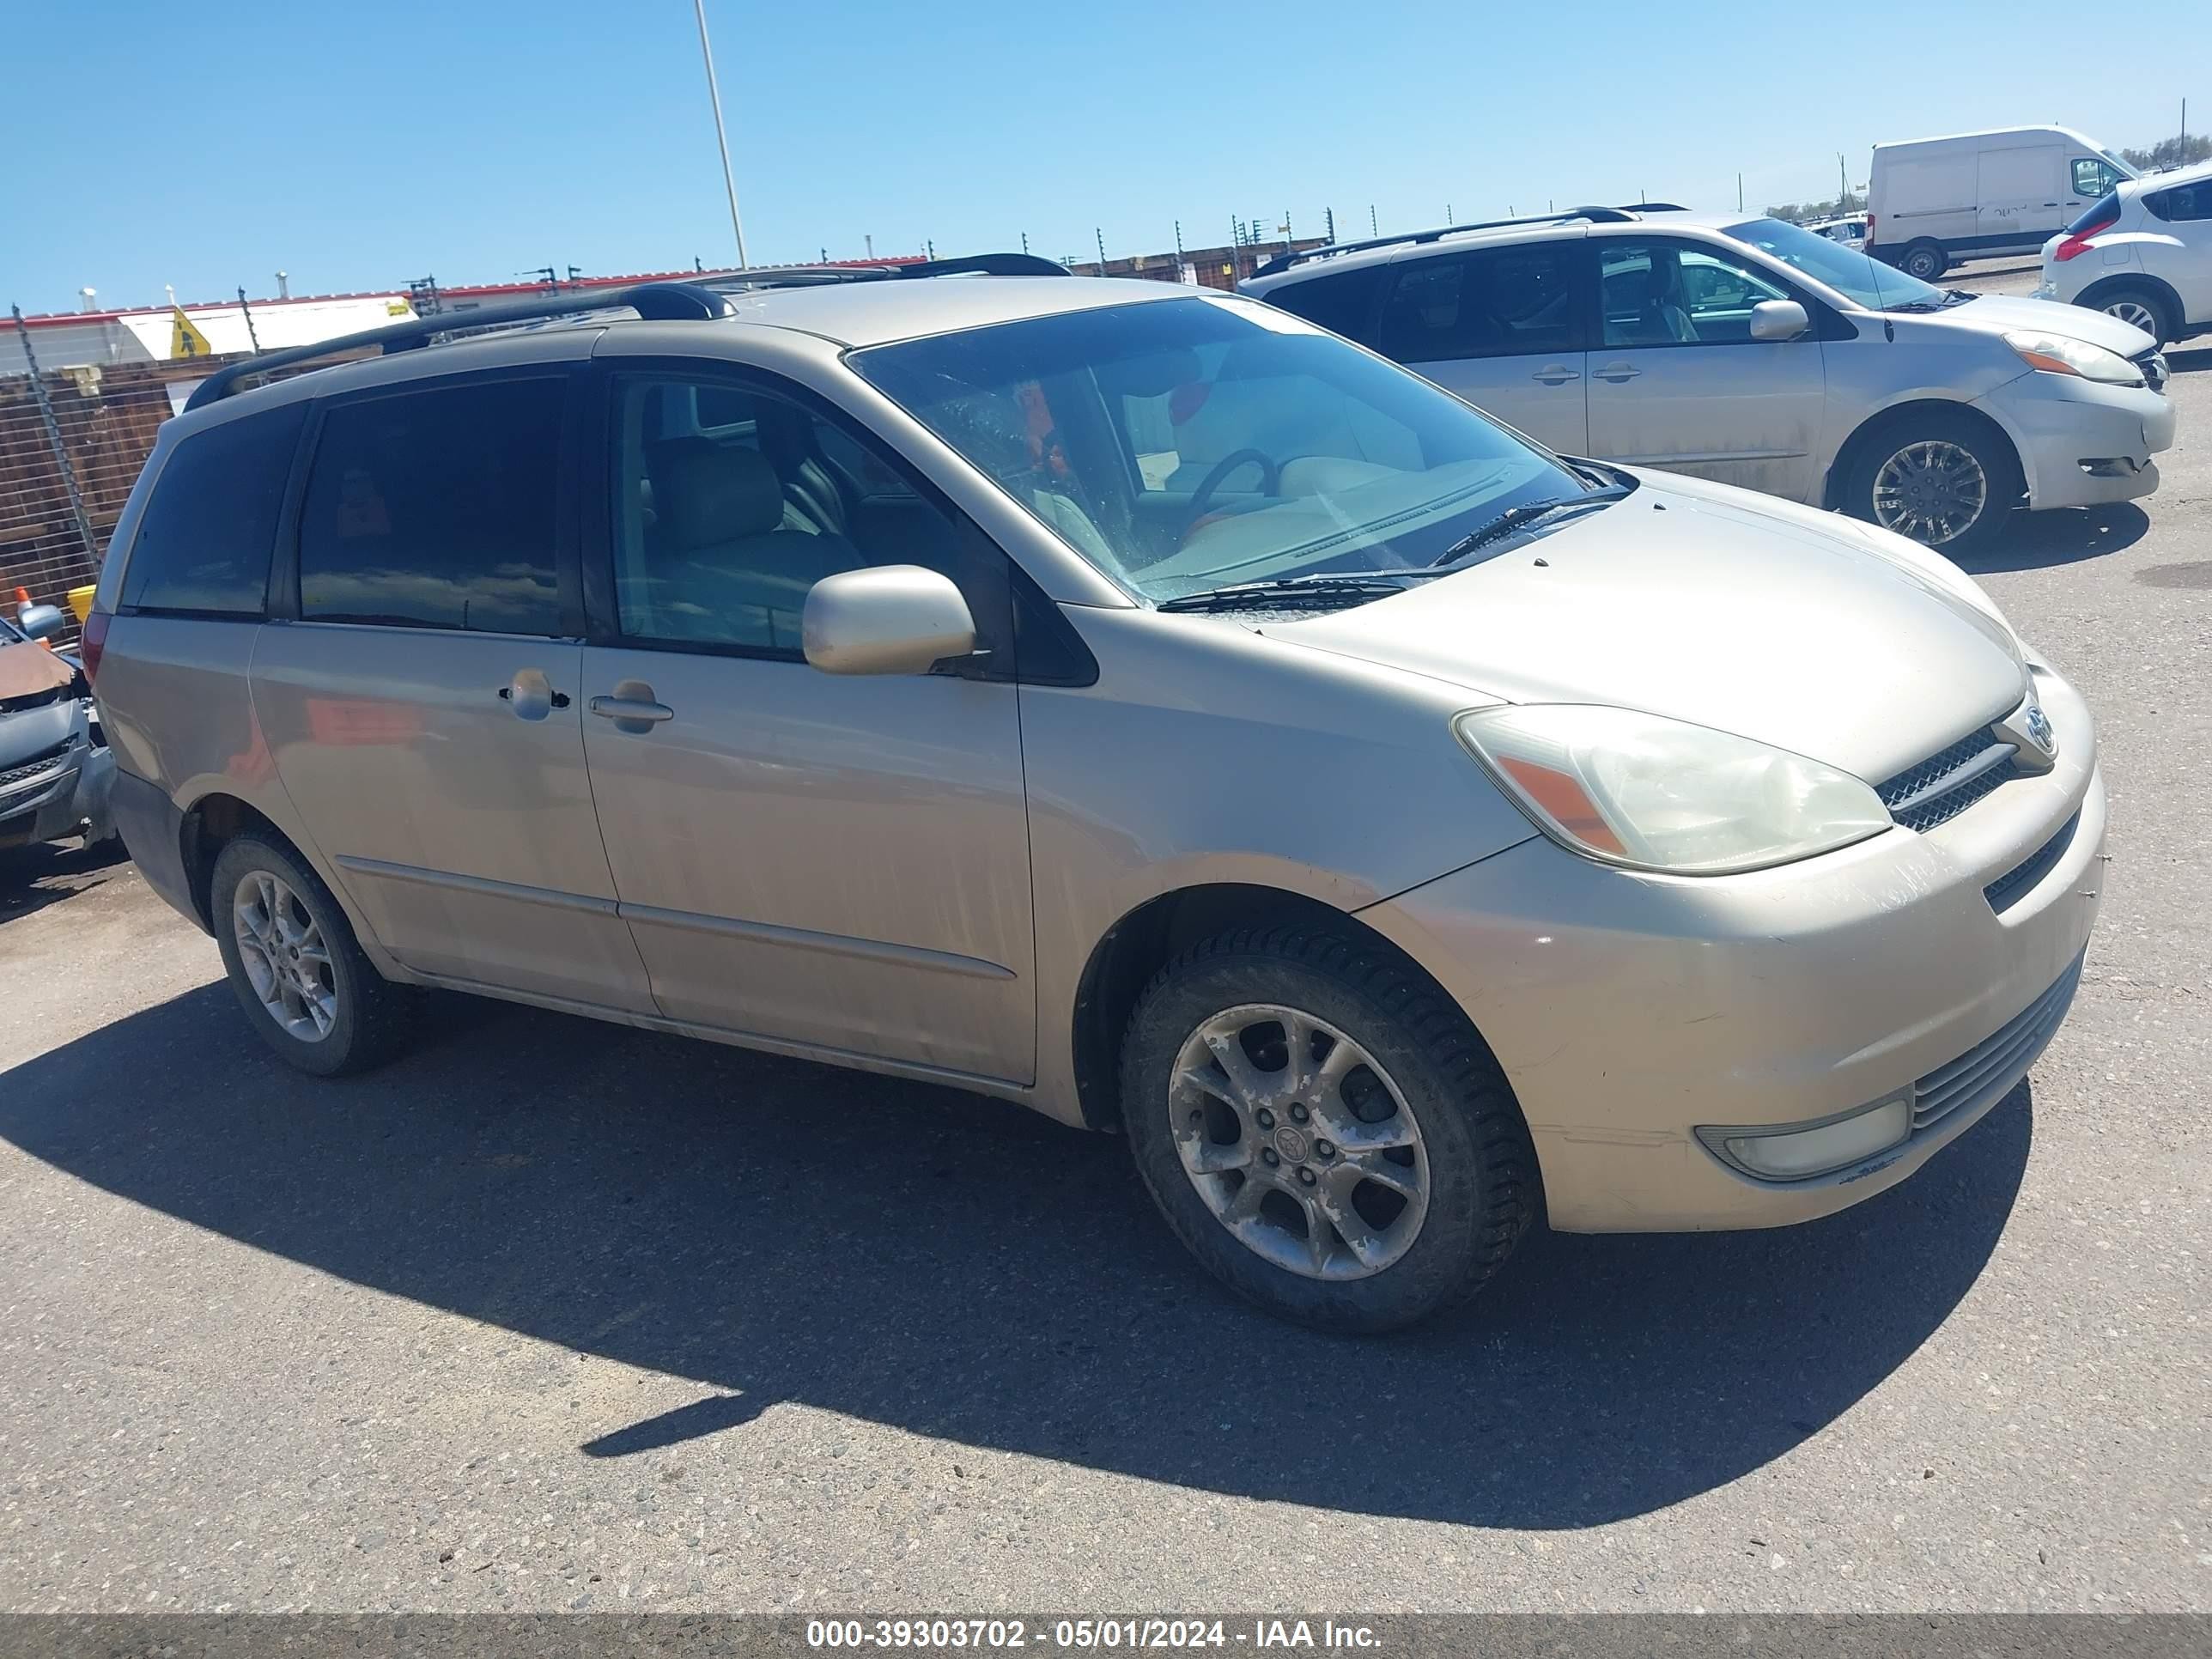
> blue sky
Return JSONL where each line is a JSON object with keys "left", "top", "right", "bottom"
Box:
{"left": 9, "top": 0, "right": 2201, "bottom": 314}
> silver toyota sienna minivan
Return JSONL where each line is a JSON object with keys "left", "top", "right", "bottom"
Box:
{"left": 87, "top": 265, "right": 2104, "bottom": 1332}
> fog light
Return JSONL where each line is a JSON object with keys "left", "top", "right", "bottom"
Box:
{"left": 1698, "top": 1095, "right": 1912, "bottom": 1182}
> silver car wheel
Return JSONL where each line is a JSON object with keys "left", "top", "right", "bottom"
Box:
{"left": 233, "top": 870, "right": 338, "bottom": 1042}
{"left": 1169, "top": 1003, "right": 1430, "bottom": 1281}
{"left": 1871, "top": 439, "right": 1988, "bottom": 546}
{"left": 2102, "top": 298, "right": 2161, "bottom": 339}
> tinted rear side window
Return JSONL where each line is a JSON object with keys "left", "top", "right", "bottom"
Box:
{"left": 122, "top": 402, "right": 305, "bottom": 616}
{"left": 298, "top": 377, "right": 564, "bottom": 634}
{"left": 1261, "top": 264, "right": 1389, "bottom": 344}
{"left": 1379, "top": 244, "right": 1580, "bottom": 362}
{"left": 2145, "top": 181, "right": 2211, "bottom": 222}
{"left": 2065, "top": 191, "right": 2120, "bottom": 234}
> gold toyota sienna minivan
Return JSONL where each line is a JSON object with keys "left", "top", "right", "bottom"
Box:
{"left": 85, "top": 263, "right": 2104, "bottom": 1331}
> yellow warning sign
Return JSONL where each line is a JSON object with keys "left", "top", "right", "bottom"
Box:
{"left": 170, "top": 305, "right": 214, "bottom": 359}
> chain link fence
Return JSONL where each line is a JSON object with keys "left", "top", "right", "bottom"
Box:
{"left": 0, "top": 348, "right": 230, "bottom": 647}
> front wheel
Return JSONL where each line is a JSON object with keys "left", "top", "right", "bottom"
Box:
{"left": 1844, "top": 412, "right": 2020, "bottom": 557}
{"left": 1120, "top": 926, "right": 1538, "bottom": 1334}
{"left": 211, "top": 834, "right": 411, "bottom": 1076}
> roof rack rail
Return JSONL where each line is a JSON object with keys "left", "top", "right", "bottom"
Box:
{"left": 1621, "top": 201, "right": 1690, "bottom": 211}
{"left": 711, "top": 252, "right": 1073, "bottom": 290}
{"left": 1249, "top": 206, "right": 1641, "bottom": 278}
{"left": 183, "top": 281, "right": 734, "bottom": 411}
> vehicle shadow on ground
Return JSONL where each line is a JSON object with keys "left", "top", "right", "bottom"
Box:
{"left": 0, "top": 838, "right": 132, "bottom": 926}
{"left": 1960, "top": 501, "right": 2149, "bottom": 574}
{"left": 0, "top": 985, "right": 2030, "bottom": 1530}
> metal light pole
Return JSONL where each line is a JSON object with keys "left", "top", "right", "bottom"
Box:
{"left": 693, "top": 0, "right": 750, "bottom": 269}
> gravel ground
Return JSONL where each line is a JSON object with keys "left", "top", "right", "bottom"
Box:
{"left": 1, "top": 291, "right": 2205, "bottom": 1615}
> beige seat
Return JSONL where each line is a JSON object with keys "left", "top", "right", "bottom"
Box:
{"left": 643, "top": 439, "right": 860, "bottom": 647}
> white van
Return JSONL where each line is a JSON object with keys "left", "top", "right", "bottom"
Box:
{"left": 1868, "top": 126, "right": 2133, "bottom": 281}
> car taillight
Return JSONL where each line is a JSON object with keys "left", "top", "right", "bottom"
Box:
{"left": 79, "top": 609, "right": 110, "bottom": 684}
{"left": 2055, "top": 211, "right": 2118, "bottom": 262}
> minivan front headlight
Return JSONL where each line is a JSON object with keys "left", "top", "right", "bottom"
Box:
{"left": 2002, "top": 330, "right": 2143, "bottom": 386}
{"left": 1454, "top": 705, "right": 1893, "bottom": 875}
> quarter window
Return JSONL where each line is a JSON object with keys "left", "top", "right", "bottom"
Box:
{"left": 1262, "top": 264, "right": 1389, "bottom": 345}
{"left": 1377, "top": 246, "right": 1578, "bottom": 362}
{"left": 122, "top": 402, "right": 305, "bottom": 617}
{"left": 611, "top": 377, "right": 986, "bottom": 654}
{"left": 297, "top": 378, "right": 565, "bottom": 635}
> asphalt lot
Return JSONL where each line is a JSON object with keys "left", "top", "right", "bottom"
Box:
{"left": 3, "top": 270, "right": 2206, "bottom": 1614}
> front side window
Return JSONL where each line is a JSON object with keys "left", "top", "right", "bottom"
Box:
{"left": 1377, "top": 245, "right": 1578, "bottom": 363}
{"left": 610, "top": 376, "right": 983, "bottom": 653}
{"left": 2074, "top": 157, "right": 2124, "bottom": 198}
{"left": 1598, "top": 240, "right": 1792, "bottom": 347}
{"left": 850, "top": 295, "right": 1589, "bottom": 606}
{"left": 123, "top": 402, "right": 306, "bottom": 616}
{"left": 298, "top": 378, "right": 563, "bottom": 634}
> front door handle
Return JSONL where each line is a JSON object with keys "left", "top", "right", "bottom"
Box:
{"left": 1592, "top": 362, "right": 1643, "bottom": 383}
{"left": 1529, "top": 364, "right": 1582, "bottom": 385}
{"left": 498, "top": 668, "right": 568, "bottom": 720}
{"left": 589, "top": 678, "right": 674, "bottom": 733}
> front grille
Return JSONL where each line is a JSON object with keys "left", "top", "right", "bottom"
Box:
{"left": 1877, "top": 733, "right": 2020, "bottom": 831}
{"left": 0, "top": 739, "right": 72, "bottom": 792}
{"left": 1985, "top": 811, "right": 2081, "bottom": 913}
{"left": 2136, "top": 350, "right": 2168, "bottom": 394}
{"left": 1912, "top": 953, "right": 2083, "bottom": 1132}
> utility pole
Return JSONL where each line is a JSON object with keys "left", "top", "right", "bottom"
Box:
{"left": 692, "top": 0, "right": 750, "bottom": 268}
{"left": 1021, "top": 231, "right": 1029, "bottom": 254}
{"left": 1324, "top": 206, "right": 1335, "bottom": 244}
{"left": 1737, "top": 172, "right": 1744, "bottom": 211}
{"left": 236, "top": 286, "right": 260, "bottom": 353}
{"left": 1095, "top": 227, "right": 1108, "bottom": 275}
{"left": 1838, "top": 153, "right": 1850, "bottom": 211}
{"left": 1369, "top": 204, "right": 1377, "bottom": 236}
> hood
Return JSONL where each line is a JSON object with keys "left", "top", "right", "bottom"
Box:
{"left": 0, "top": 640, "right": 76, "bottom": 702}
{"left": 1273, "top": 477, "right": 2029, "bottom": 783}
{"left": 1923, "top": 291, "right": 2157, "bottom": 358}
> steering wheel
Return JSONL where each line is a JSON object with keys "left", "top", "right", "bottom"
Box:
{"left": 1182, "top": 448, "right": 1282, "bottom": 535}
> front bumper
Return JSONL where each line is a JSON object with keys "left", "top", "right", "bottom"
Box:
{"left": 0, "top": 737, "right": 110, "bottom": 852}
{"left": 1978, "top": 369, "right": 2174, "bottom": 512}
{"left": 1359, "top": 665, "right": 2105, "bottom": 1232}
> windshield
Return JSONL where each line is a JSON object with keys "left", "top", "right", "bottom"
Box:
{"left": 849, "top": 295, "right": 1591, "bottom": 605}
{"left": 1723, "top": 216, "right": 1945, "bottom": 311}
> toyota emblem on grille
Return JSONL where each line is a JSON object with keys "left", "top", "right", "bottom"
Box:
{"left": 1994, "top": 699, "right": 2058, "bottom": 772}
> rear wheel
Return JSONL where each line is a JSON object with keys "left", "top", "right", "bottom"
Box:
{"left": 2090, "top": 283, "right": 2177, "bottom": 348}
{"left": 1845, "top": 410, "right": 2020, "bottom": 557}
{"left": 1900, "top": 241, "right": 1948, "bottom": 282}
{"left": 1120, "top": 925, "right": 1537, "bottom": 1334}
{"left": 211, "top": 835, "right": 410, "bottom": 1076}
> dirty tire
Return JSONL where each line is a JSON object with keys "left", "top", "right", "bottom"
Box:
{"left": 211, "top": 834, "right": 411, "bottom": 1077}
{"left": 1121, "top": 925, "right": 1538, "bottom": 1334}
{"left": 1844, "top": 407, "right": 2021, "bottom": 558}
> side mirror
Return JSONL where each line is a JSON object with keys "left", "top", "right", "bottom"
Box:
{"left": 1749, "top": 300, "right": 1811, "bottom": 343}
{"left": 17, "top": 603, "right": 66, "bottom": 641}
{"left": 803, "top": 565, "right": 976, "bottom": 677}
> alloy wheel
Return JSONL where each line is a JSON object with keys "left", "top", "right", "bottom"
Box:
{"left": 1168, "top": 1004, "right": 1430, "bottom": 1280}
{"left": 2102, "top": 298, "right": 2162, "bottom": 341}
{"left": 1871, "top": 439, "right": 1988, "bottom": 546}
{"left": 233, "top": 870, "right": 337, "bottom": 1042}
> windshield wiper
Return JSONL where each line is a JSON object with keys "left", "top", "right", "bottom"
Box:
{"left": 1155, "top": 573, "right": 1420, "bottom": 614}
{"left": 1428, "top": 488, "right": 1631, "bottom": 567}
